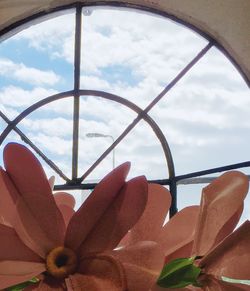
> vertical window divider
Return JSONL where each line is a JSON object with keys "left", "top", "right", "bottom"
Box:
{"left": 72, "top": 4, "right": 82, "bottom": 181}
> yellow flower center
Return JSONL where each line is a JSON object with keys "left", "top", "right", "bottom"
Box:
{"left": 46, "top": 246, "right": 78, "bottom": 279}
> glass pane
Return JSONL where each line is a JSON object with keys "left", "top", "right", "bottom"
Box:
{"left": 0, "top": 10, "right": 75, "bottom": 119}
{"left": 150, "top": 47, "right": 250, "bottom": 176}
{"left": 17, "top": 98, "right": 74, "bottom": 181}
{"left": 178, "top": 180, "right": 250, "bottom": 222}
{"left": 78, "top": 95, "right": 137, "bottom": 181}
{"left": 80, "top": 6, "right": 207, "bottom": 107}
{"left": 78, "top": 94, "right": 168, "bottom": 181}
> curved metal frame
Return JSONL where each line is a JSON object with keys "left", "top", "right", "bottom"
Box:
{"left": 0, "top": 90, "right": 177, "bottom": 214}
{"left": 0, "top": 2, "right": 249, "bottom": 217}
{"left": 0, "top": 90, "right": 175, "bottom": 177}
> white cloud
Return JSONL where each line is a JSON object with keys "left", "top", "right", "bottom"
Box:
{"left": 79, "top": 8, "right": 207, "bottom": 86}
{"left": 0, "top": 104, "right": 19, "bottom": 120}
{"left": 80, "top": 75, "right": 111, "bottom": 91}
{"left": 29, "top": 133, "right": 72, "bottom": 156}
{"left": 0, "top": 58, "right": 60, "bottom": 86}
{"left": 0, "top": 86, "right": 58, "bottom": 108}
{"left": 21, "top": 117, "right": 73, "bottom": 137}
{"left": 13, "top": 12, "right": 75, "bottom": 63}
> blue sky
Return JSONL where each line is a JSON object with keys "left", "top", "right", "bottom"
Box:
{"left": 0, "top": 6, "right": 249, "bottom": 220}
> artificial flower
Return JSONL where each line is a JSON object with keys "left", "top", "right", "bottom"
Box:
{"left": 0, "top": 143, "right": 164, "bottom": 290}
{"left": 154, "top": 171, "right": 250, "bottom": 290}
{"left": 0, "top": 168, "right": 75, "bottom": 228}
{"left": 53, "top": 191, "right": 76, "bottom": 226}
{"left": 49, "top": 175, "right": 76, "bottom": 226}
{"left": 120, "top": 183, "right": 200, "bottom": 265}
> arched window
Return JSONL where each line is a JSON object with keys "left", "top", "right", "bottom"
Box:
{"left": 0, "top": 4, "right": 249, "bottom": 218}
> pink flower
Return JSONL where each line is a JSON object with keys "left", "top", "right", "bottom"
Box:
{"left": 190, "top": 171, "right": 250, "bottom": 290}
{"left": 53, "top": 191, "right": 76, "bottom": 226}
{"left": 0, "top": 143, "right": 164, "bottom": 290}
{"left": 120, "top": 184, "right": 200, "bottom": 265}
{"left": 142, "top": 171, "right": 250, "bottom": 290}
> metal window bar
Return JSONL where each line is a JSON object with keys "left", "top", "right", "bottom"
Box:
{"left": 79, "top": 42, "right": 213, "bottom": 183}
{"left": 0, "top": 111, "right": 70, "bottom": 182}
{"left": 0, "top": 90, "right": 174, "bottom": 185}
{"left": 72, "top": 4, "right": 82, "bottom": 180}
{"left": 0, "top": 4, "right": 249, "bottom": 218}
{"left": 53, "top": 160, "right": 250, "bottom": 188}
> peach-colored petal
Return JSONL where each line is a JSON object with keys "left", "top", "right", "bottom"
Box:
{"left": 0, "top": 261, "right": 45, "bottom": 290}
{"left": 65, "top": 162, "right": 130, "bottom": 251}
{"left": 4, "top": 143, "right": 50, "bottom": 197}
{"left": 214, "top": 205, "right": 243, "bottom": 246}
{"left": 54, "top": 192, "right": 75, "bottom": 226}
{"left": 66, "top": 273, "right": 125, "bottom": 291}
{"left": 0, "top": 223, "right": 42, "bottom": 262}
{"left": 126, "top": 183, "right": 171, "bottom": 245}
{"left": 79, "top": 176, "right": 148, "bottom": 256}
{"left": 192, "top": 171, "right": 249, "bottom": 256}
{"left": 110, "top": 241, "right": 165, "bottom": 291}
{"left": 54, "top": 192, "right": 76, "bottom": 209}
{"left": 199, "top": 275, "right": 250, "bottom": 290}
{"left": 165, "top": 241, "right": 193, "bottom": 264}
{"left": 158, "top": 206, "right": 199, "bottom": 258}
{"left": 4, "top": 143, "right": 65, "bottom": 246}
{"left": 0, "top": 215, "right": 11, "bottom": 226}
{"left": 0, "top": 168, "right": 19, "bottom": 224}
{"left": 200, "top": 220, "right": 250, "bottom": 280}
{"left": 13, "top": 197, "right": 59, "bottom": 258}
{"left": 72, "top": 254, "right": 127, "bottom": 290}
{"left": 58, "top": 204, "right": 75, "bottom": 226}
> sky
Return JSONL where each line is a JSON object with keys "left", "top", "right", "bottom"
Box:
{"left": 0, "top": 6, "right": 249, "bottom": 220}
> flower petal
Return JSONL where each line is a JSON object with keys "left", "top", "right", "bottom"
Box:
{"left": 0, "top": 261, "right": 45, "bottom": 290}
{"left": 213, "top": 205, "right": 243, "bottom": 246}
{"left": 65, "top": 162, "right": 130, "bottom": 251}
{"left": 80, "top": 176, "right": 148, "bottom": 256}
{"left": 66, "top": 273, "right": 125, "bottom": 291}
{"left": 58, "top": 204, "right": 75, "bottom": 226}
{"left": 13, "top": 197, "right": 60, "bottom": 258}
{"left": 200, "top": 220, "right": 250, "bottom": 280}
{"left": 73, "top": 254, "right": 127, "bottom": 290}
{"left": 158, "top": 206, "right": 199, "bottom": 258}
{"left": 110, "top": 241, "right": 165, "bottom": 291}
{"left": 54, "top": 192, "right": 75, "bottom": 226}
{"left": 0, "top": 223, "right": 42, "bottom": 262}
{"left": 54, "top": 192, "right": 76, "bottom": 209}
{"left": 0, "top": 168, "right": 18, "bottom": 224}
{"left": 164, "top": 241, "right": 193, "bottom": 264}
{"left": 127, "top": 183, "right": 171, "bottom": 244}
{"left": 79, "top": 176, "right": 148, "bottom": 256}
{"left": 4, "top": 143, "right": 65, "bottom": 245}
{"left": 192, "top": 171, "right": 249, "bottom": 256}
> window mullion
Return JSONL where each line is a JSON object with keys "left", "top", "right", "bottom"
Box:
{"left": 72, "top": 4, "right": 82, "bottom": 181}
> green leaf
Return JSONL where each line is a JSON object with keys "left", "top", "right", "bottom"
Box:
{"left": 157, "top": 257, "right": 201, "bottom": 288}
{"left": 6, "top": 277, "right": 39, "bottom": 291}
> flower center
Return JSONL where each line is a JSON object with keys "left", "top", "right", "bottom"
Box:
{"left": 46, "top": 246, "right": 78, "bottom": 279}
